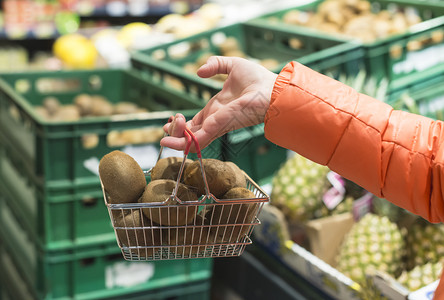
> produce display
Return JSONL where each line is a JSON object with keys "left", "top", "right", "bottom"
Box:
{"left": 34, "top": 94, "right": 148, "bottom": 121}
{"left": 2, "top": 0, "right": 443, "bottom": 298}
{"left": 177, "top": 38, "right": 280, "bottom": 82}
{"left": 336, "top": 214, "right": 405, "bottom": 283}
{"left": 99, "top": 151, "right": 260, "bottom": 257}
{"left": 404, "top": 220, "right": 444, "bottom": 270}
{"left": 32, "top": 93, "right": 166, "bottom": 147}
{"left": 271, "top": 153, "right": 355, "bottom": 223}
{"left": 274, "top": 0, "right": 423, "bottom": 42}
{"left": 268, "top": 150, "right": 444, "bottom": 293}
{"left": 397, "top": 261, "right": 444, "bottom": 292}
{"left": 263, "top": 70, "right": 444, "bottom": 295}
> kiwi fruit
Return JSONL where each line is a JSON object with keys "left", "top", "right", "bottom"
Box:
{"left": 151, "top": 157, "right": 192, "bottom": 181}
{"left": 114, "top": 209, "right": 163, "bottom": 257}
{"left": 211, "top": 187, "right": 258, "bottom": 243}
{"left": 168, "top": 215, "right": 213, "bottom": 256}
{"left": 139, "top": 179, "right": 198, "bottom": 225}
{"left": 183, "top": 159, "right": 246, "bottom": 198}
{"left": 225, "top": 161, "right": 247, "bottom": 188}
{"left": 99, "top": 150, "right": 146, "bottom": 204}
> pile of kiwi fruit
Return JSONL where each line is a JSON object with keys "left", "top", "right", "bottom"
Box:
{"left": 34, "top": 93, "right": 148, "bottom": 122}
{"left": 99, "top": 151, "right": 260, "bottom": 258}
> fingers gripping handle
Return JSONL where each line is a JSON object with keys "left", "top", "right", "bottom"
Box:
{"left": 166, "top": 117, "right": 211, "bottom": 203}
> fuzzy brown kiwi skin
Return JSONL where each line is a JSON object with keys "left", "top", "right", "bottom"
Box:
{"left": 99, "top": 150, "right": 146, "bottom": 204}
{"left": 183, "top": 159, "right": 246, "bottom": 198}
{"left": 167, "top": 215, "right": 214, "bottom": 256}
{"left": 150, "top": 157, "right": 193, "bottom": 181}
{"left": 114, "top": 209, "right": 163, "bottom": 257}
{"left": 139, "top": 179, "right": 198, "bottom": 226}
{"left": 211, "top": 187, "right": 258, "bottom": 244}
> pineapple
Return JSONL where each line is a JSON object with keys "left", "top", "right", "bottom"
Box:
{"left": 404, "top": 220, "right": 444, "bottom": 270}
{"left": 398, "top": 261, "right": 443, "bottom": 291}
{"left": 336, "top": 214, "right": 405, "bottom": 284}
{"left": 271, "top": 153, "right": 330, "bottom": 222}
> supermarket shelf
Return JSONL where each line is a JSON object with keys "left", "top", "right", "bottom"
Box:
{"left": 213, "top": 244, "right": 334, "bottom": 300}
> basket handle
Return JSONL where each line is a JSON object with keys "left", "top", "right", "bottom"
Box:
{"left": 166, "top": 117, "right": 214, "bottom": 204}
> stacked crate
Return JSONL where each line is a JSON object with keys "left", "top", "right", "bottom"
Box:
{"left": 0, "top": 69, "right": 215, "bottom": 299}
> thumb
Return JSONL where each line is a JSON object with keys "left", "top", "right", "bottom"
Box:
{"left": 168, "top": 113, "right": 187, "bottom": 138}
{"left": 197, "top": 56, "right": 238, "bottom": 78}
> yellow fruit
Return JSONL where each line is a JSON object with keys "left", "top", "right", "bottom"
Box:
{"left": 174, "top": 16, "right": 211, "bottom": 38}
{"left": 196, "top": 3, "right": 223, "bottom": 26}
{"left": 61, "top": 40, "right": 98, "bottom": 69}
{"left": 53, "top": 34, "right": 88, "bottom": 59}
{"left": 156, "top": 14, "right": 185, "bottom": 33}
{"left": 117, "top": 22, "right": 152, "bottom": 49}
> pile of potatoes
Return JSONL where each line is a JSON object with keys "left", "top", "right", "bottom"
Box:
{"left": 277, "top": 0, "right": 423, "bottom": 43}
{"left": 161, "top": 36, "right": 280, "bottom": 91}
{"left": 99, "top": 151, "right": 259, "bottom": 257}
{"left": 183, "top": 37, "right": 281, "bottom": 80}
{"left": 34, "top": 94, "right": 149, "bottom": 122}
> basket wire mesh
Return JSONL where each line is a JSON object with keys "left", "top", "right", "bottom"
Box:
{"left": 101, "top": 124, "right": 270, "bottom": 261}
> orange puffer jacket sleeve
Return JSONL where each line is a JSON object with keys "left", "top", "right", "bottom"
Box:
{"left": 264, "top": 61, "right": 444, "bottom": 224}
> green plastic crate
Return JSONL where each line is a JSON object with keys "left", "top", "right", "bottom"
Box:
{"left": 0, "top": 69, "right": 221, "bottom": 189}
{"left": 386, "top": 66, "right": 444, "bottom": 119}
{"left": 0, "top": 141, "right": 114, "bottom": 250}
{"left": 0, "top": 244, "right": 211, "bottom": 300}
{"left": 131, "top": 21, "right": 363, "bottom": 101}
{"left": 252, "top": 0, "right": 444, "bottom": 86}
{"left": 222, "top": 124, "right": 287, "bottom": 183}
{"left": 0, "top": 131, "right": 223, "bottom": 251}
{"left": 0, "top": 196, "right": 213, "bottom": 300}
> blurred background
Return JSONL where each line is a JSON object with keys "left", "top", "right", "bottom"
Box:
{"left": 0, "top": 0, "right": 444, "bottom": 299}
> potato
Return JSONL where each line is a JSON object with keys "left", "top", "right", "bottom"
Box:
{"left": 113, "top": 102, "right": 139, "bottom": 115}
{"left": 120, "top": 129, "right": 146, "bottom": 144}
{"left": 139, "top": 179, "right": 198, "bottom": 225}
{"left": 90, "top": 95, "right": 114, "bottom": 116}
{"left": 151, "top": 157, "right": 192, "bottom": 181}
{"left": 43, "top": 96, "right": 60, "bottom": 115}
{"left": 210, "top": 187, "right": 258, "bottom": 243}
{"left": 34, "top": 106, "right": 50, "bottom": 119}
{"left": 196, "top": 52, "right": 214, "bottom": 67}
{"left": 183, "top": 62, "right": 199, "bottom": 74}
{"left": 99, "top": 150, "right": 146, "bottom": 204}
{"left": 51, "top": 105, "right": 81, "bottom": 121}
{"left": 82, "top": 134, "right": 99, "bottom": 149}
{"left": 218, "top": 37, "right": 240, "bottom": 55}
{"left": 114, "top": 209, "right": 163, "bottom": 257}
{"left": 222, "top": 50, "right": 246, "bottom": 58}
{"left": 183, "top": 159, "right": 246, "bottom": 198}
{"left": 259, "top": 58, "right": 280, "bottom": 71}
{"left": 74, "top": 94, "right": 93, "bottom": 116}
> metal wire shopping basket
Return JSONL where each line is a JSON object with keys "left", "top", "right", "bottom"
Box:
{"left": 101, "top": 124, "right": 270, "bottom": 261}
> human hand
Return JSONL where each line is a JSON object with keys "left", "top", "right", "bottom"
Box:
{"left": 160, "top": 56, "right": 278, "bottom": 151}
